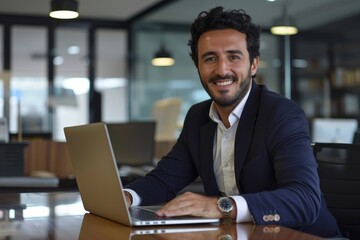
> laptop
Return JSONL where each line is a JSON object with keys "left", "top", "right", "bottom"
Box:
{"left": 64, "top": 122, "right": 220, "bottom": 226}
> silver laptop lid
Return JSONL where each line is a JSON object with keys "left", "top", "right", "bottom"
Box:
{"left": 64, "top": 122, "right": 132, "bottom": 226}
{"left": 65, "top": 122, "right": 219, "bottom": 227}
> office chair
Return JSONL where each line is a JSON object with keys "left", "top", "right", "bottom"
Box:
{"left": 152, "top": 97, "right": 182, "bottom": 141}
{"left": 353, "top": 130, "right": 360, "bottom": 145}
{"left": 312, "top": 143, "right": 360, "bottom": 239}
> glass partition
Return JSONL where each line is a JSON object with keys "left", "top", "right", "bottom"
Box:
{"left": 131, "top": 25, "right": 280, "bottom": 128}
{"left": 53, "top": 27, "right": 88, "bottom": 141}
{"left": 11, "top": 26, "right": 48, "bottom": 136}
{"left": 0, "top": 25, "right": 4, "bottom": 119}
{"left": 95, "top": 29, "right": 128, "bottom": 123}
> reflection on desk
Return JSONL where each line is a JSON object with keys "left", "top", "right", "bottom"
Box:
{"left": 79, "top": 212, "right": 322, "bottom": 240}
{"left": 0, "top": 192, "right": 85, "bottom": 239}
{"left": 0, "top": 192, "right": 322, "bottom": 240}
{"left": 0, "top": 194, "right": 27, "bottom": 238}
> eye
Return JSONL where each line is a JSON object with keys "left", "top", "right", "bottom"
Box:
{"left": 204, "top": 56, "right": 216, "bottom": 63}
{"left": 229, "top": 55, "right": 241, "bottom": 61}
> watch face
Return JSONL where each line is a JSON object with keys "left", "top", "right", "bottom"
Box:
{"left": 219, "top": 197, "right": 233, "bottom": 212}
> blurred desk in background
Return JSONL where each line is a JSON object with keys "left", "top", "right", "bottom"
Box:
{"left": 23, "top": 139, "right": 73, "bottom": 178}
{"left": 0, "top": 142, "right": 28, "bottom": 177}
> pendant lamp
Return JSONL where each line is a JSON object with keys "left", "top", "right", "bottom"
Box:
{"left": 49, "top": 0, "right": 79, "bottom": 19}
{"left": 270, "top": 0, "right": 298, "bottom": 35}
{"left": 151, "top": 44, "right": 175, "bottom": 67}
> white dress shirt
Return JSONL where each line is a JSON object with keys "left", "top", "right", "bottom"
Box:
{"left": 208, "top": 88, "right": 252, "bottom": 223}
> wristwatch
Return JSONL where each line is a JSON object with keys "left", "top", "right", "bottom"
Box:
{"left": 217, "top": 197, "right": 233, "bottom": 220}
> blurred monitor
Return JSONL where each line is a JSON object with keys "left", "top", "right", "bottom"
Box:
{"left": 106, "top": 121, "right": 156, "bottom": 166}
{"left": 312, "top": 118, "right": 358, "bottom": 144}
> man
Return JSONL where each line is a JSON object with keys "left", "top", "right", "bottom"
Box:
{"left": 125, "top": 6, "right": 340, "bottom": 237}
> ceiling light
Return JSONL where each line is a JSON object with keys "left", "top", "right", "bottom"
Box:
{"left": 67, "top": 46, "right": 80, "bottom": 55}
{"left": 49, "top": 0, "right": 79, "bottom": 19}
{"left": 271, "top": 22, "right": 298, "bottom": 35}
{"left": 151, "top": 45, "right": 175, "bottom": 67}
{"left": 270, "top": 0, "right": 298, "bottom": 35}
{"left": 53, "top": 56, "right": 64, "bottom": 65}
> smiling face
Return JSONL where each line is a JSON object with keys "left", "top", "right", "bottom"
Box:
{"left": 197, "top": 29, "right": 259, "bottom": 110}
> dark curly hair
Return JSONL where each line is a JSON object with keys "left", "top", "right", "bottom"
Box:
{"left": 188, "top": 6, "right": 261, "bottom": 67}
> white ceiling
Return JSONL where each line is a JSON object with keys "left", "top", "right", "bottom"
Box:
{"left": 0, "top": 0, "right": 162, "bottom": 20}
{"left": 0, "top": 0, "right": 359, "bottom": 30}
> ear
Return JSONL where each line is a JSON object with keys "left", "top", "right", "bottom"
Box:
{"left": 250, "top": 56, "right": 259, "bottom": 76}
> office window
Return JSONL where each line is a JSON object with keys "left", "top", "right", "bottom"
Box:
{"left": 131, "top": 29, "right": 206, "bottom": 123}
{"left": 11, "top": 26, "right": 48, "bottom": 134}
{"left": 0, "top": 25, "right": 3, "bottom": 118}
{"left": 53, "top": 27, "right": 88, "bottom": 141}
{"left": 95, "top": 29, "right": 128, "bottom": 122}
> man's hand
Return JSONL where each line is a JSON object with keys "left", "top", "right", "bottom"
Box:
{"left": 124, "top": 191, "right": 132, "bottom": 208}
{"left": 155, "top": 192, "right": 235, "bottom": 219}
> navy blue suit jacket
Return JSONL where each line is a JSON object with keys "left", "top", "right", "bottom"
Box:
{"left": 126, "top": 81, "right": 339, "bottom": 237}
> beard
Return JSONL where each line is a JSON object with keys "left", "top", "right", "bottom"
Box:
{"left": 201, "top": 68, "right": 253, "bottom": 107}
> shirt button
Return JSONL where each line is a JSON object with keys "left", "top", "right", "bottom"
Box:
{"left": 268, "top": 214, "right": 274, "bottom": 221}
{"left": 263, "top": 215, "right": 268, "bottom": 222}
{"left": 274, "top": 214, "right": 280, "bottom": 221}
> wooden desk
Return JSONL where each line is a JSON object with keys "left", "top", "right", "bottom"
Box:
{"left": 0, "top": 192, "right": 322, "bottom": 240}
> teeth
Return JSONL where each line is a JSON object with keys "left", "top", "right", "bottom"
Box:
{"left": 216, "top": 81, "right": 232, "bottom": 86}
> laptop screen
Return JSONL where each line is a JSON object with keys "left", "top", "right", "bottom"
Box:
{"left": 106, "top": 121, "right": 156, "bottom": 166}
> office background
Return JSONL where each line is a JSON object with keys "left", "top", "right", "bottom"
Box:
{"left": 0, "top": 0, "right": 359, "bottom": 141}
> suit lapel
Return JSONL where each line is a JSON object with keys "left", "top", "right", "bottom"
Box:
{"left": 234, "top": 82, "right": 262, "bottom": 192}
{"left": 200, "top": 120, "right": 220, "bottom": 196}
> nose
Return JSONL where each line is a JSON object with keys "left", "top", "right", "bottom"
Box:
{"left": 214, "top": 58, "right": 230, "bottom": 76}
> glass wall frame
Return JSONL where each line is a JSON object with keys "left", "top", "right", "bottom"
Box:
{"left": 0, "top": 15, "right": 129, "bottom": 141}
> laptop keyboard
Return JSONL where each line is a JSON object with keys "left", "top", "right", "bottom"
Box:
{"left": 130, "top": 207, "right": 162, "bottom": 220}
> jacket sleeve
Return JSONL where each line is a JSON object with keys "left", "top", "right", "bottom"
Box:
{"left": 242, "top": 98, "right": 321, "bottom": 229}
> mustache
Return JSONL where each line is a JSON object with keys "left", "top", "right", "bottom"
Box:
{"left": 209, "top": 74, "right": 238, "bottom": 83}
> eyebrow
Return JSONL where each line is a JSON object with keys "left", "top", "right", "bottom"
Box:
{"left": 200, "top": 51, "right": 216, "bottom": 60}
{"left": 225, "top": 49, "right": 244, "bottom": 55}
{"left": 200, "top": 49, "right": 244, "bottom": 60}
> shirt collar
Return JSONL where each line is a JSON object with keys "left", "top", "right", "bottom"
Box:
{"left": 209, "top": 84, "right": 252, "bottom": 127}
